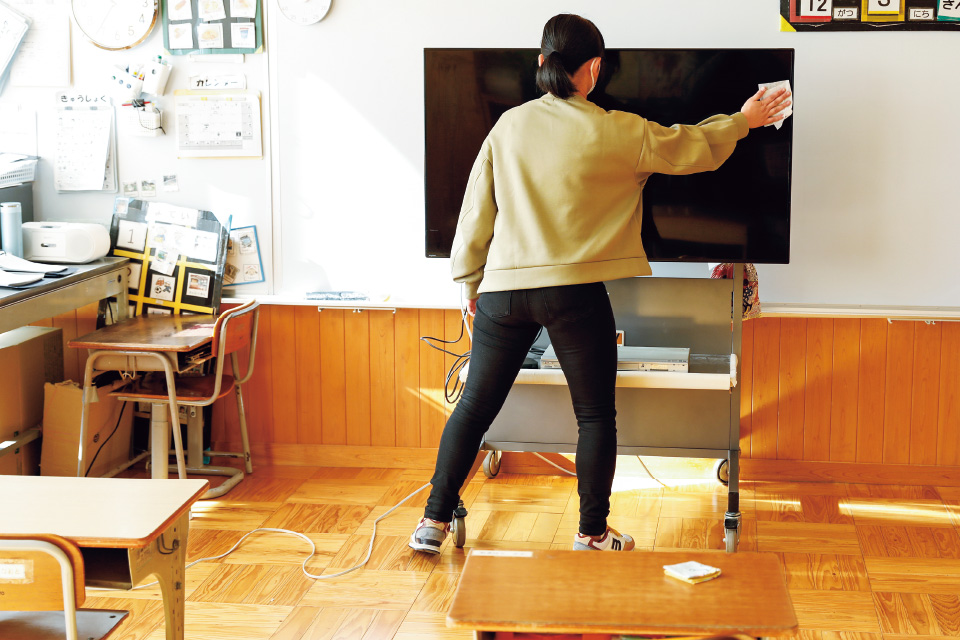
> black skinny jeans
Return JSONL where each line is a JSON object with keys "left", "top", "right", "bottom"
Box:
{"left": 424, "top": 282, "right": 618, "bottom": 536}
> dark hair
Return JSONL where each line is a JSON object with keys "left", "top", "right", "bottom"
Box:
{"left": 536, "top": 14, "right": 605, "bottom": 99}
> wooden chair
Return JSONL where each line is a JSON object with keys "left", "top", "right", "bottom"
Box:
{"left": 112, "top": 300, "right": 260, "bottom": 498}
{"left": 0, "top": 534, "right": 127, "bottom": 640}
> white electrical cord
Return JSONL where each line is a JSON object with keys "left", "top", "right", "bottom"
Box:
{"left": 531, "top": 452, "right": 667, "bottom": 487}
{"left": 102, "top": 481, "right": 434, "bottom": 592}
{"left": 532, "top": 451, "right": 577, "bottom": 476}
{"left": 636, "top": 456, "right": 668, "bottom": 488}
{"left": 461, "top": 284, "right": 473, "bottom": 341}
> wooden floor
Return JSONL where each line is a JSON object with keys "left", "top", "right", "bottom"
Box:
{"left": 85, "top": 463, "right": 960, "bottom": 640}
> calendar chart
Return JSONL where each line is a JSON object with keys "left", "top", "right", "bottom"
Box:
{"left": 174, "top": 89, "right": 263, "bottom": 158}
{"left": 781, "top": 0, "right": 960, "bottom": 30}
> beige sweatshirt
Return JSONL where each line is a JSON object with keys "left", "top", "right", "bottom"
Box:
{"left": 450, "top": 92, "right": 749, "bottom": 299}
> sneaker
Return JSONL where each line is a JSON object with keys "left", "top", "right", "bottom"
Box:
{"left": 408, "top": 517, "right": 450, "bottom": 555}
{"left": 573, "top": 526, "right": 635, "bottom": 551}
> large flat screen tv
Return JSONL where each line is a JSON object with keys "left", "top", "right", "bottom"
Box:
{"left": 424, "top": 48, "right": 793, "bottom": 263}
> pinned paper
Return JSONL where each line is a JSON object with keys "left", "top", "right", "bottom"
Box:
{"left": 198, "top": 22, "right": 224, "bottom": 49}
{"left": 231, "top": 22, "right": 256, "bottom": 49}
{"left": 169, "top": 22, "right": 195, "bottom": 49}
{"left": 198, "top": 0, "right": 226, "bottom": 21}
{"left": 147, "top": 202, "right": 197, "bottom": 228}
{"left": 186, "top": 272, "right": 211, "bottom": 298}
{"left": 168, "top": 0, "right": 193, "bottom": 20}
{"left": 150, "top": 274, "right": 176, "bottom": 301}
{"left": 759, "top": 80, "right": 792, "bottom": 130}
{"left": 152, "top": 249, "right": 178, "bottom": 276}
{"left": 117, "top": 220, "right": 148, "bottom": 251}
{"left": 230, "top": 0, "right": 257, "bottom": 18}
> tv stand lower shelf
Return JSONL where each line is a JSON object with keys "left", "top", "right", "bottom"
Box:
{"left": 515, "top": 353, "right": 737, "bottom": 391}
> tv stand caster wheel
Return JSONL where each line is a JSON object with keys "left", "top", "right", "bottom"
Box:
{"left": 452, "top": 500, "right": 467, "bottom": 548}
{"left": 724, "top": 512, "right": 741, "bottom": 553}
{"left": 714, "top": 458, "right": 729, "bottom": 486}
{"left": 482, "top": 451, "right": 501, "bottom": 478}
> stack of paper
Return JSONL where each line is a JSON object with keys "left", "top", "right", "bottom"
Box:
{"left": 0, "top": 1, "right": 30, "bottom": 95}
{"left": 663, "top": 560, "right": 722, "bottom": 584}
{"left": 0, "top": 251, "right": 69, "bottom": 274}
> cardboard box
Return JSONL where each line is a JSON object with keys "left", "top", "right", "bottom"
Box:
{"left": 0, "top": 326, "right": 64, "bottom": 475}
{"left": 40, "top": 379, "right": 133, "bottom": 477}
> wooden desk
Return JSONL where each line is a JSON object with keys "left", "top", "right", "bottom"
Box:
{"left": 0, "top": 476, "right": 208, "bottom": 640}
{"left": 70, "top": 314, "right": 216, "bottom": 354}
{"left": 448, "top": 550, "right": 797, "bottom": 639}
{"left": 0, "top": 257, "right": 129, "bottom": 336}
{"left": 69, "top": 315, "right": 216, "bottom": 479}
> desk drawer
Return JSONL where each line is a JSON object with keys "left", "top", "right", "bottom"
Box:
{"left": 93, "top": 352, "right": 179, "bottom": 373}
{"left": 81, "top": 547, "right": 133, "bottom": 589}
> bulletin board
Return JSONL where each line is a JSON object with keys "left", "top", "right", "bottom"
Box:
{"left": 781, "top": 0, "right": 960, "bottom": 30}
{"left": 162, "top": 0, "right": 263, "bottom": 55}
{"left": 108, "top": 198, "right": 231, "bottom": 317}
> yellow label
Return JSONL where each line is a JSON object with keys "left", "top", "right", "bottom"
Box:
{"left": 780, "top": 15, "right": 798, "bottom": 31}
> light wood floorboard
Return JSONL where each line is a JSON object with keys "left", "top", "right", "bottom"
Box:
{"left": 85, "top": 464, "right": 960, "bottom": 639}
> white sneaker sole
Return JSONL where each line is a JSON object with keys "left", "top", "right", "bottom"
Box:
{"left": 408, "top": 533, "right": 443, "bottom": 555}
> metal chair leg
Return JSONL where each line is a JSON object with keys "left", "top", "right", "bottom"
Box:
{"left": 235, "top": 383, "right": 253, "bottom": 474}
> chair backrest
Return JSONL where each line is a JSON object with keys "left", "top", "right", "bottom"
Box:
{"left": 0, "top": 534, "right": 85, "bottom": 611}
{"left": 212, "top": 299, "right": 259, "bottom": 359}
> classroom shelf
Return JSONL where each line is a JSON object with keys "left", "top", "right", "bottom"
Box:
{"left": 514, "top": 354, "right": 737, "bottom": 391}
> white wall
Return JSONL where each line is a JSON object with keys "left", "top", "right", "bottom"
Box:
{"left": 4, "top": 1, "right": 958, "bottom": 308}
{"left": 270, "top": 0, "right": 960, "bottom": 307}
{"left": 0, "top": 2, "right": 272, "bottom": 295}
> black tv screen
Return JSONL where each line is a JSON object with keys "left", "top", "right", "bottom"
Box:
{"left": 424, "top": 48, "right": 793, "bottom": 263}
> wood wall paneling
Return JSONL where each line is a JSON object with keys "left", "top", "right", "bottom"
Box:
{"left": 884, "top": 322, "right": 915, "bottom": 464}
{"left": 368, "top": 310, "right": 397, "bottom": 447}
{"left": 830, "top": 319, "right": 861, "bottom": 462}
{"left": 270, "top": 306, "right": 299, "bottom": 444}
{"left": 752, "top": 318, "right": 781, "bottom": 459}
{"left": 739, "top": 319, "right": 754, "bottom": 459}
{"left": 28, "top": 298, "right": 960, "bottom": 484}
{"left": 250, "top": 304, "right": 275, "bottom": 443}
{"left": 938, "top": 322, "right": 960, "bottom": 466}
{"left": 319, "top": 309, "right": 347, "bottom": 445}
{"left": 344, "top": 311, "right": 372, "bottom": 446}
{"left": 294, "top": 306, "right": 322, "bottom": 445}
{"left": 858, "top": 319, "right": 888, "bottom": 463}
{"left": 910, "top": 322, "right": 941, "bottom": 466}
{"left": 778, "top": 318, "right": 806, "bottom": 460}
{"left": 418, "top": 309, "right": 446, "bottom": 449}
{"left": 394, "top": 309, "right": 421, "bottom": 448}
{"left": 804, "top": 318, "right": 834, "bottom": 461}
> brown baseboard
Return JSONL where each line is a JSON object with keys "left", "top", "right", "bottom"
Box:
{"left": 741, "top": 458, "right": 960, "bottom": 486}
{"left": 214, "top": 442, "right": 440, "bottom": 470}
{"left": 215, "top": 442, "right": 960, "bottom": 486}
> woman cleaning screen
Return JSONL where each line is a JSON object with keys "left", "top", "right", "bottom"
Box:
{"left": 410, "top": 13, "right": 791, "bottom": 554}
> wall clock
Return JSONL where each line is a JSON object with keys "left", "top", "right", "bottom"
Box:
{"left": 277, "top": 0, "right": 332, "bottom": 25}
{"left": 72, "top": 0, "right": 159, "bottom": 50}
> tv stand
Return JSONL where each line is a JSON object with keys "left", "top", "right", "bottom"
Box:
{"left": 479, "top": 265, "right": 746, "bottom": 552}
